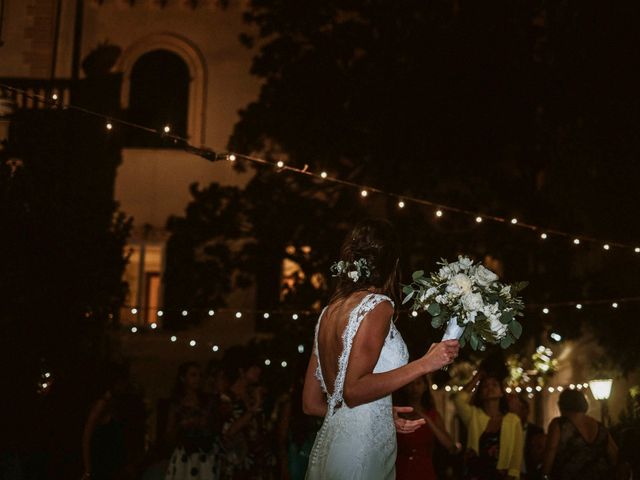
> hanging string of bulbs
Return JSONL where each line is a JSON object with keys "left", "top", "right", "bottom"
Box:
{"left": 2, "top": 83, "right": 639, "bottom": 255}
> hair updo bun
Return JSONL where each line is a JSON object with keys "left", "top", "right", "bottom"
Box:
{"left": 330, "top": 218, "right": 401, "bottom": 306}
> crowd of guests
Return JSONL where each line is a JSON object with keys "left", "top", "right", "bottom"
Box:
{"left": 80, "top": 351, "right": 632, "bottom": 480}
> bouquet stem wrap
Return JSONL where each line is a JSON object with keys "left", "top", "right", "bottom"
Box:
{"left": 442, "top": 317, "right": 465, "bottom": 341}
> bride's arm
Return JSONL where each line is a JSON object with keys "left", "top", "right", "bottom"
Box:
{"left": 302, "top": 351, "right": 328, "bottom": 417}
{"left": 343, "top": 302, "right": 459, "bottom": 408}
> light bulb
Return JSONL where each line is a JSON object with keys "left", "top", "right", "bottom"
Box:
{"left": 411, "top": 311, "right": 418, "bottom": 318}
{"left": 150, "top": 322, "right": 158, "bottom": 330}
{"left": 208, "top": 309, "right": 215, "bottom": 316}
{"left": 475, "top": 216, "right": 483, "bottom": 223}
{"left": 212, "top": 345, "right": 219, "bottom": 352}
{"left": 276, "top": 160, "right": 285, "bottom": 168}
{"left": 265, "top": 359, "right": 271, "bottom": 366}
{"left": 170, "top": 335, "right": 177, "bottom": 342}
{"left": 612, "top": 302, "right": 618, "bottom": 308}
{"left": 505, "top": 387, "right": 512, "bottom": 393}
{"left": 540, "top": 233, "right": 548, "bottom": 239}
{"left": 228, "top": 154, "right": 236, "bottom": 162}
{"left": 298, "top": 344, "right": 305, "bottom": 353}
{"left": 635, "top": 247, "right": 640, "bottom": 253}
{"left": 542, "top": 308, "right": 549, "bottom": 314}
{"left": 235, "top": 312, "right": 242, "bottom": 319}
{"left": 432, "top": 384, "right": 438, "bottom": 390}
{"left": 131, "top": 308, "right": 138, "bottom": 315}
{"left": 515, "top": 387, "right": 522, "bottom": 393}
{"left": 182, "top": 310, "right": 188, "bottom": 317}
{"left": 573, "top": 238, "right": 580, "bottom": 245}
{"left": 292, "top": 313, "right": 299, "bottom": 320}
{"left": 576, "top": 303, "right": 582, "bottom": 310}
{"left": 131, "top": 327, "right": 138, "bottom": 333}
{"left": 550, "top": 332, "right": 562, "bottom": 342}
{"left": 360, "top": 190, "right": 368, "bottom": 197}
{"left": 435, "top": 210, "right": 443, "bottom": 217}
{"left": 106, "top": 122, "right": 113, "bottom": 130}
{"left": 281, "top": 361, "right": 288, "bottom": 368}
{"left": 398, "top": 200, "right": 405, "bottom": 208}
{"left": 320, "top": 171, "right": 328, "bottom": 179}
{"left": 603, "top": 244, "right": 610, "bottom": 250}
{"left": 189, "top": 340, "right": 196, "bottom": 347}
{"left": 511, "top": 218, "right": 518, "bottom": 224}
{"left": 157, "top": 310, "right": 164, "bottom": 317}
{"left": 263, "top": 313, "right": 270, "bottom": 319}
{"left": 163, "top": 125, "right": 171, "bottom": 133}
{"left": 52, "top": 93, "right": 58, "bottom": 100}
{"left": 445, "top": 385, "right": 452, "bottom": 392}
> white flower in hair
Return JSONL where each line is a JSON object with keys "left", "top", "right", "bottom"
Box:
{"left": 347, "top": 271, "right": 360, "bottom": 282}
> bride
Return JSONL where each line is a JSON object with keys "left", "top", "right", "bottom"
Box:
{"left": 303, "top": 219, "right": 460, "bottom": 480}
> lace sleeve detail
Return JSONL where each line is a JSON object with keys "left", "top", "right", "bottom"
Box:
{"left": 314, "top": 307, "right": 328, "bottom": 394}
{"left": 328, "top": 293, "right": 394, "bottom": 414}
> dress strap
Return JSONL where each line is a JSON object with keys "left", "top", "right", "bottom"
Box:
{"left": 327, "top": 293, "right": 394, "bottom": 415}
{"left": 313, "top": 307, "right": 329, "bottom": 393}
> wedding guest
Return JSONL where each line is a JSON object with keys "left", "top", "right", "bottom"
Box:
{"left": 220, "top": 348, "right": 275, "bottom": 479}
{"left": 507, "top": 393, "right": 545, "bottom": 479}
{"left": 453, "top": 370, "right": 523, "bottom": 479}
{"left": 165, "top": 362, "right": 218, "bottom": 480}
{"left": 541, "top": 389, "right": 617, "bottom": 480}
{"left": 394, "top": 375, "right": 457, "bottom": 480}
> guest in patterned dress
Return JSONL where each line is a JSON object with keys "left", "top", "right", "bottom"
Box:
{"left": 542, "top": 389, "right": 618, "bottom": 480}
{"left": 165, "top": 362, "right": 219, "bottom": 480}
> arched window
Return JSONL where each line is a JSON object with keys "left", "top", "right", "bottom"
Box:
{"left": 127, "top": 49, "right": 189, "bottom": 147}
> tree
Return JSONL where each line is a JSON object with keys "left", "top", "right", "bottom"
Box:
{"left": 165, "top": 0, "right": 640, "bottom": 371}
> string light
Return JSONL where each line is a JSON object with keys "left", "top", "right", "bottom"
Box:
{"left": 573, "top": 238, "right": 581, "bottom": 245}
{"left": 576, "top": 303, "right": 583, "bottom": 310}
{"left": 398, "top": 200, "right": 405, "bottom": 208}
{"left": 603, "top": 244, "right": 610, "bottom": 250}
{"left": 150, "top": 322, "right": 158, "bottom": 330}
{"left": 227, "top": 154, "right": 236, "bottom": 162}
{"left": 235, "top": 312, "right": 242, "bottom": 318}
{"left": 263, "top": 313, "right": 270, "bottom": 319}
{"left": 170, "top": 335, "right": 177, "bottom": 342}
{"left": 542, "top": 308, "right": 549, "bottom": 314}
{"left": 298, "top": 344, "right": 305, "bottom": 353}
{"left": 320, "top": 171, "right": 328, "bottom": 179}
{"left": 52, "top": 93, "right": 58, "bottom": 100}
{"left": 292, "top": 313, "right": 299, "bottom": 320}
{"left": 612, "top": 302, "right": 619, "bottom": 308}
{"left": 189, "top": 340, "right": 196, "bottom": 347}
{"left": 540, "top": 233, "right": 548, "bottom": 239}
{"left": 550, "top": 332, "right": 562, "bottom": 342}
{"left": 435, "top": 210, "right": 443, "bottom": 217}
{"left": 432, "top": 384, "right": 438, "bottom": 390}
{"left": 106, "top": 122, "right": 113, "bottom": 130}
{"left": 131, "top": 326, "right": 138, "bottom": 333}
{"left": 411, "top": 311, "right": 418, "bottom": 317}
{"left": 212, "top": 345, "right": 219, "bottom": 352}
{"left": 360, "top": 189, "right": 368, "bottom": 197}
{"left": 475, "top": 216, "right": 483, "bottom": 223}
{"left": 2, "top": 83, "right": 637, "bottom": 257}
{"left": 208, "top": 309, "right": 215, "bottom": 316}
{"left": 511, "top": 218, "right": 518, "bottom": 224}
{"left": 265, "top": 359, "right": 271, "bottom": 366}
{"left": 181, "top": 310, "right": 188, "bottom": 317}
{"left": 157, "top": 310, "right": 164, "bottom": 317}
{"left": 281, "top": 361, "right": 288, "bottom": 368}
{"left": 131, "top": 308, "right": 138, "bottom": 315}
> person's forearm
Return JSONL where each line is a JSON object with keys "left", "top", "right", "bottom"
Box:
{"left": 344, "top": 359, "right": 428, "bottom": 408}
{"left": 225, "top": 410, "right": 254, "bottom": 437}
{"left": 426, "top": 418, "right": 455, "bottom": 451}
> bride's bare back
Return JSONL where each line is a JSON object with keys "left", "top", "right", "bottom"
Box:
{"left": 317, "top": 291, "right": 372, "bottom": 397}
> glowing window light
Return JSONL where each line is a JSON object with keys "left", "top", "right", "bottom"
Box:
{"left": 589, "top": 379, "right": 613, "bottom": 400}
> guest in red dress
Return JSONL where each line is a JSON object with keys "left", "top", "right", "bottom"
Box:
{"left": 394, "top": 376, "right": 457, "bottom": 480}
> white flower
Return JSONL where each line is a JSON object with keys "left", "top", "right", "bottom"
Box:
{"left": 461, "top": 292, "right": 484, "bottom": 312}
{"left": 447, "top": 273, "right": 473, "bottom": 296}
{"left": 435, "top": 294, "right": 447, "bottom": 304}
{"left": 438, "top": 265, "right": 454, "bottom": 280}
{"left": 474, "top": 265, "right": 499, "bottom": 287}
{"left": 500, "top": 285, "right": 511, "bottom": 296}
{"left": 463, "top": 311, "right": 478, "bottom": 324}
{"left": 457, "top": 256, "right": 474, "bottom": 270}
{"left": 347, "top": 271, "right": 359, "bottom": 282}
{"left": 488, "top": 315, "right": 508, "bottom": 339}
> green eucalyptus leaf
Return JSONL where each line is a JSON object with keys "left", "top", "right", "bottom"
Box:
{"left": 500, "top": 336, "right": 512, "bottom": 349}
{"left": 431, "top": 315, "right": 445, "bottom": 329}
{"left": 412, "top": 270, "right": 425, "bottom": 281}
{"left": 427, "top": 303, "right": 441, "bottom": 316}
{"left": 402, "top": 285, "right": 414, "bottom": 295}
{"left": 500, "top": 311, "right": 514, "bottom": 324}
{"left": 509, "top": 320, "right": 523, "bottom": 338}
{"left": 402, "top": 291, "right": 415, "bottom": 304}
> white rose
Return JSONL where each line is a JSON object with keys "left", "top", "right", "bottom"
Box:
{"left": 488, "top": 315, "right": 508, "bottom": 339}
{"left": 474, "top": 265, "right": 499, "bottom": 287}
{"left": 347, "top": 271, "right": 359, "bottom": 282}
{"left": 447, "top": 273, "right": 473, "bottom": 296}
{"left": 461, "top": 292, "right": 484, "bottom": 312}
{"left": 457, "top": 256, "right": 473, "bottom": 270}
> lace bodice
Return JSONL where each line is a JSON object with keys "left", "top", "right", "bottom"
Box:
{"left": 306, "top": 293, "right": 409, "bottom": 479}
{"left": 313, "top": 293, "right": 409, "bottom": 415}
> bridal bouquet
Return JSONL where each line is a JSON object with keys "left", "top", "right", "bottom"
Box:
{"left": 403, "top": 256, "right": 527, "bottom": 351}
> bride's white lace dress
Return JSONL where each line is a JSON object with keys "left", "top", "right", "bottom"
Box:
{"left": 305, "top": 293, "right": 409, "bottom": 480}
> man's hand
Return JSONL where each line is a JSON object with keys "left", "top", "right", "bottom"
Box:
{"left": 393, "top": 406, "right": 426, "bottom": 434}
